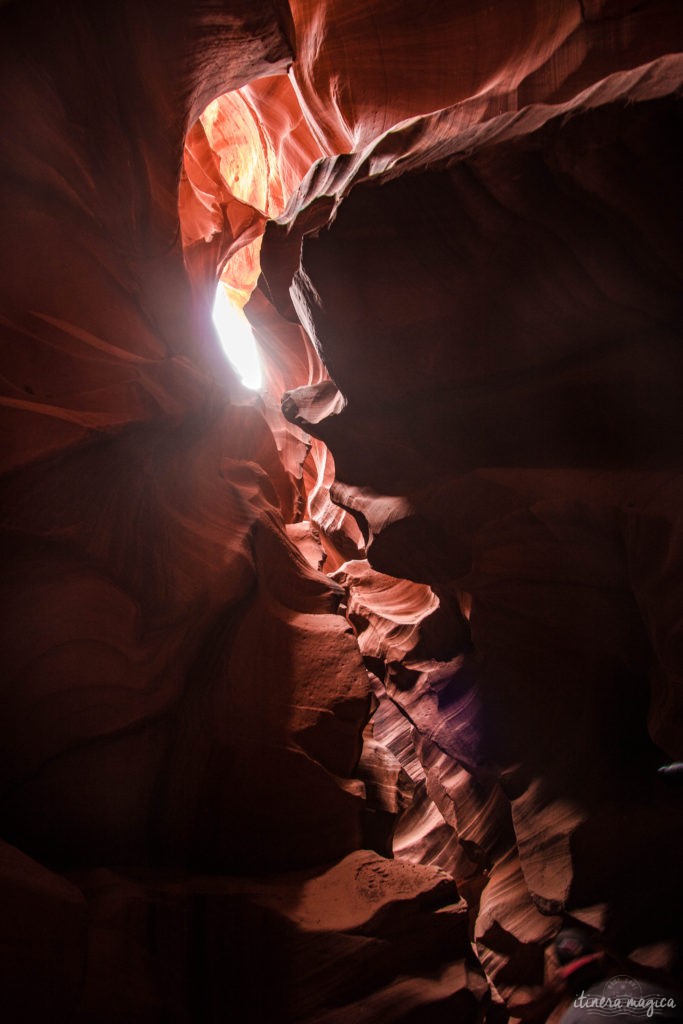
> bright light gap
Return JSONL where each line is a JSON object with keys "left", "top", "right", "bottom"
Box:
{"left": 212, "top": 284, "right": 263, "bottom": 391}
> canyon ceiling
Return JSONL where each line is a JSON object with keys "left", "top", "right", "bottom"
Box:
{"left": 0, "top": 1, "right": 682, "bottom": 1021}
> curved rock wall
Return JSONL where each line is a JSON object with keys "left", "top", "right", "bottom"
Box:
{"left": 1, "top": 0, "right": 682, "bottom": 1020}
{"left": 270, "top": 22, "right": 683, "bottom": 1018}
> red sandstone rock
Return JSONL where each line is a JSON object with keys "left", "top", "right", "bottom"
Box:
{"left": 0, "top": 840, "right": 86, "bottom": 1024}
{"left": 71, "top": 852, "right": 476, "bottom": 1023}
{"left": 271, "top": 12, "right": 683, "bottom": 1011}
{"left": 2, "top": 0, "right": 683, "bottom": 1019}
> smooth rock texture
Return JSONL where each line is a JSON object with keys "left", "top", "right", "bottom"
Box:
{"left": 270, "top": 4, "right": 683, "bottom": 1013}
{"left": 1, "top": 0, "right": 682, "bottom": 1020}
{"left": 67, "top": 851, "right": 477, "bottom": 1024}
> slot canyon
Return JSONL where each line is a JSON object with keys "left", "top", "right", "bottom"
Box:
{"left": 1, "top": 1, "right": 682, "bottom": 1021}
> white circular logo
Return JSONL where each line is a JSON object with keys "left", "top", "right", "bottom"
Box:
{"left": 603, "top": 976, "right": 643, "bottom": 1001}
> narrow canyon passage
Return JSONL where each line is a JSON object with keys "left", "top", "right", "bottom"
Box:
{"left": 1, "top": 2, "right": 682, "bottom": 1022}
{"left": 185, "top": 86, "right": 473, "bottom": 890}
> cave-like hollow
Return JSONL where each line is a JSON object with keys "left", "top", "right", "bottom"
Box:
{"left": 1, "top": 2, "right": 682, "bottom": 1022}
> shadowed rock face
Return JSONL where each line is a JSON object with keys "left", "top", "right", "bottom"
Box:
{"left": 1, "top": 0, "right": 682, "bottom": 1021}
{"left": 277, "top": 54, "right": 683, "bottom": 1012}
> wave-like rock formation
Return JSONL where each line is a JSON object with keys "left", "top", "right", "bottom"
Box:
{"left": 1, "top": 0, "right": 682, "bottom": 1021}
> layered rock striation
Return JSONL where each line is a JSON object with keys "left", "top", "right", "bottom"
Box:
{"left": 1, "top": 0, "right": 682, "bottom": 1020}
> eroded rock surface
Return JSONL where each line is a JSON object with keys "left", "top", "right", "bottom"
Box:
{"left": 1, "top": 0, "right": 682, "bottom": 1020}
{"left": 275, "top": 36, "right": 683, "bottom": 1016}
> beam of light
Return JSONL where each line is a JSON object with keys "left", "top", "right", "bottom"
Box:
{"left": 212, "top": 284, "right": 263, "bottom": 390}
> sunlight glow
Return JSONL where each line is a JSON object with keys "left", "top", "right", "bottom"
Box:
{"left": 212, "top": 284, "right": 263, "bottom": 390}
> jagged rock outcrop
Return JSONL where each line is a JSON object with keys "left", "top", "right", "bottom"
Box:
{"left": 275, "top": 37, "right": 683, "bottom": 1015}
